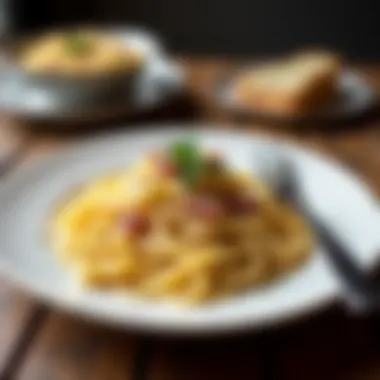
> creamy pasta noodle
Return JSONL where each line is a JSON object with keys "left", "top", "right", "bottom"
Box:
{"left": 20, "top": 29, "right": 142, "bottom": 76}
{"left": 51, "top": 140, "right": 313, "bottom": 303}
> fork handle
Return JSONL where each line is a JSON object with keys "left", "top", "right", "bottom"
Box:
{"left": 310, "top": 213, "right": 380, "bottom": 313}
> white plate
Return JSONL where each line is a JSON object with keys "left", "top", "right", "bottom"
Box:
{"left": 0, "top": 126, "right": 380, "bottom": 334}
{"left": 216, "top": 68, "right": 376, "bottom": 122}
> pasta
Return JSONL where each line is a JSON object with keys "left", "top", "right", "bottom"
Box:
{"left": 51, "top": 141, "right": 313, "bottom": 303}
{"left": 20, "top": 29, "right": 142, "bottom": 76}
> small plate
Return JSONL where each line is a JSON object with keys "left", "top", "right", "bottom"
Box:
{"left": 215, "top": 68, "right": 377, "bottom": 123}
{"left": 0, "top": 126, "right": 379, "bottom": 334}
{"left": 0, "top": 28, "right": 184, "bottom": 122}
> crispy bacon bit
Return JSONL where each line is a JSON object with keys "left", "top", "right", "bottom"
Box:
{"left": 119, "top": 212, "right": 151, "bottom": 237}
{"left": 150, "top": 151, "right": 177, "bottom": 177}
{"left": 225, "top": 195, "right": 258, "bottom": 215}
{"left": 184, "top": 195, "right": 225, "bottom": 220}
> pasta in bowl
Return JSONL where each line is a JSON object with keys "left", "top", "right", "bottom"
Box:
{"left": 4, "top": 28, "right": 145, "bottom": 103}
{"left": 19, "top": 29, "right": 142, "bottom": 76}
{"left": 51, "top": 140, "right": 313, "bottom": 304}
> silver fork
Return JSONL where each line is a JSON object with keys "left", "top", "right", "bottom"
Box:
{"left": 274, "top": 159, "right": 380, "bottom": 313}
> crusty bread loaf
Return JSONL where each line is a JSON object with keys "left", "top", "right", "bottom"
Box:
{"left": 234, "top": 51, "right": 341, "bottom": 115}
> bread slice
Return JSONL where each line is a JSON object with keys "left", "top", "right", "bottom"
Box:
{"left": 234, "top": 51, "right": 341, "bottom": 115}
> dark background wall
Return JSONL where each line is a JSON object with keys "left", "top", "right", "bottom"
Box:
{"left": 5, "top": 0, "right": 380, "bottom": 61}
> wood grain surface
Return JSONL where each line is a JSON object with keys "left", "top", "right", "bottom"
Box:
{"left": 17, "top": 314, "right": 137, "bottom": 380}
{"left": 0, "top": 59, "right": 380, "bottom": 380}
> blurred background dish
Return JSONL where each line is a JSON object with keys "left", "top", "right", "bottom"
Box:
{"left": 2, "top": 28, "right": 145, "bottom": 105}
{"left": 214, "top": 51, "right": 376, "bottom": 123}
{"left": 0, "top": 27, "right": 184, "bottom": 122}
{"left": 234, "top": 51, "right": 341, "bottom": 115}
{"left": 18, "top": 28, "right": 142, "bottom": 76}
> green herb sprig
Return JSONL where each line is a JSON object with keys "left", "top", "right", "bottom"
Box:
{"left": 168, "top": 139, "right": 204, "bottom": 187}
{"left": 63, "top": 32, "right": 91, "bottom": 56}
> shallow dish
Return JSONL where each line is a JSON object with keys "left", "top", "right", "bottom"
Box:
{"left": 0, "top": 126, "right": 379, "bottom": 334}
{"left": 1, "top": 28, "right": 154, "bottom": 104}
{"left": 0, "top": 29, "right": 183, "bottom": 122}
{"left": 215, "top": 67, "right": 376, "bottom": 123}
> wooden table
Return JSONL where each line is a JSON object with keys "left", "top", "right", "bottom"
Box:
{"left": 1, "top": 59, "right": 380, "bottom": 380}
